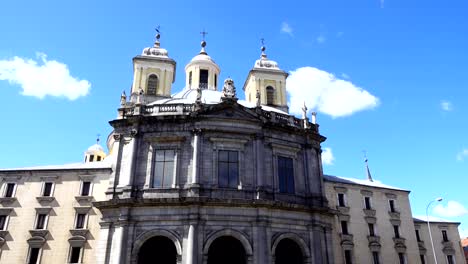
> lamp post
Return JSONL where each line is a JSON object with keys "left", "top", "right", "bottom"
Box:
{"left": 426, "top": 197, "right": 443, "bottom": 264}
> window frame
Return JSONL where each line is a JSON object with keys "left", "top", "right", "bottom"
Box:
{"left": 393, "top": 225, "right": 400, "bottom": 238}
{"left": 446, "top": 254, "right": 454, "bottom": 264}
{"left": 0, "top": 214, "right": 9, "bottom": 231}
{"left": 344, "top": 249, "right": 353, "bottom": 264}
{"left": 420, "top": 254, "right": 426, "bottom": 264}
{"left": 266, "top": 86, "right": 275, "bottom": 105}
{"left": 217, "top": 150, "right": 239, "bottom": 189}
{"left": 74, "top": 213, "right": 87, "bottom": 229}
{"left": 372, "top": 251, "right": 380, "bottom": 264}
{"left": 338, "top": 193, "right": 346, "bottom": 207}
{"left": 68, "top": 246, "right": 83, "bottom": 263}
{"left": 146, "top": 73, "right": 159, "bottom": 95}
{"left": 341, "top": 220, "right": 349, "bottom": 235}
{"left": 41, "top": 182, "right": 54, "bottom": 197}
{"left": 364, "top": 196, "right": 372, "bottom": 210}
{"left": 389, "top": 199, "right": 396, "bottom": 212}
{"left": 415, "top": 229, "right": 422, "bottom": 242}
{"left": 34, "top": 213, "right": 48, "bottom": 230}
{"left": 398, "top": 253, "right": 406, "bottom": 264}
{"left": 152, "top": 149, "right": 177, "bottom": 188}
{"left": 79, "top": 181, "right": 92, "bottom": 197}
{"left": 2, "top": 182, "right": 17, "bottom": 198}
{"left": 442, "top": 230, "right": 449, "bottom": 242}
{"left": 27, "top": 247, "right": 42, "bottom": 264}
{"left": 277, "top": 155, "right": 295, "bottom": 194}
{"left": 368, "top": 223, "right": 375, "bottom": 237}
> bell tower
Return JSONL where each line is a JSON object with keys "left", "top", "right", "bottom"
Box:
{"left": 184, "top": 33, "right": 220, "bottom": 91}
{"left": 243, "top": 44, "right": 289, "bottom": 112}
{"left": 130, "top": 29, "right": 176, "bottom": 103}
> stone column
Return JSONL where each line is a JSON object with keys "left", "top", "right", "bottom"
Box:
{"left": 191, "top": 129, "right": 201, "bottom": 186}
{"left": 310, "top": 225, "right": 324, "bottom": 264}
{"left": 255, "top": 135, "right": 265, "bottom": 198}
{"left": 184, "top": 223, "right": 198, "bottom": 264}
{"left": 95, "top": 222, "right": 111, "bottom": 264}
{"left": 254, "top": 214, "right": 269, "bottom": 263}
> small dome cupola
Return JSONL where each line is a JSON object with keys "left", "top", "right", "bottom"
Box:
{"left": 84, "top": 137, "right": 107, "bottom": 163}
{"left": 243, "top": 42, "right": 289, "bottom": 113}
{"left": 130, "top": 28, "right": 176, "bottom": 104}
{"left": 185, "top": 34, "right": 220, "bottom": 91}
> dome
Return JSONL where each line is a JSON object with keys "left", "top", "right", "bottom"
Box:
{"left": 141, "top": 32, "right": 169, "bottom": 58}
{"left": 86, "top": 144, "right": 104, "bottom": 153}
{"left": 253, "top": 46, "right": 281, "bottom": 70}
{"left": 142, "top": 46, "right": 169, "bottom": 57}
{"left": 190, "top": 53, "right": 216, "bottom": 64}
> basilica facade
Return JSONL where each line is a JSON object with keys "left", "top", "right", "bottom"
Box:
{"left": 0, "top": 33, "right": 465, "bottom": 264}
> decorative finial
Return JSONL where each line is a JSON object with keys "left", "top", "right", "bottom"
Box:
{"left": 96, "top": 134, "right": 101, "bottom": 145}
{"left": 363, "top": 151, "right": 374, "bottom": 182}
{"left": 154, "top": 26, "right": 161, "bottom": 47}
{"left": 302, "top": 102, "right": 308, "bottom": 119}
{"left": 222, "top": 78, "right": 237, "bottom": 99}
{"left": 311, "top": 111, "right": 317, "bottom": 124}
{"left": 120, "top": 90, "right": 127, "bottom": 107}
{"left": 199, "top": 29, "right": 208, "bottom": 55}
{"left": 260, "top": 38, "right": 267, "bottom": 58}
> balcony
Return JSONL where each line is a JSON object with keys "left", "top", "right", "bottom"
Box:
{"left": 29, "top": 229, "right": 49, "bottom": 238}
{"left": 388, "top": 211, "right": 400, "bottom": 219}
{"left": 363, "top": 209, "right": 376, "bottom": 217}
{"left": 367, "top": 235, "right": 381, "bottom": 243}
{"left": 336, "top": 206, "right": 350, "bottom": 215}
{"left": 393, "top": 237, "right": 406, "bottom": 244}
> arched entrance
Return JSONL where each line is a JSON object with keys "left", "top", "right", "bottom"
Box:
{"left": 138, "top": 236, "right": 177, "bottom": 264}
{"left": 274, "top": 238, "right": 303, "bottom": 264}
{"left": 207, "top": 236, "right": 246, "bottom": 264}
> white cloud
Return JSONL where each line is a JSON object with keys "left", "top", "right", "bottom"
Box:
{"left": 457, "top": 149, "right": 468, "bottom": 161}
{"left": 434, "top": 201, "right": 468, "bottom": 218}
{"left": 0, "top": 53, "right": 90, "bottom": 100}
{"left": 321, "top": 147, "right": 334, "bottom": 165}
{"left": 281, "top": 22, "right": 293, "bottom": 36}
{"left": 287, "top": 67, "right": 379, "bottom": 118}
{"left": 317, "top": 35, "right": 326, "bottom": 44}
{"left": 440, "top": 100, "right": 453, "bottom": 111}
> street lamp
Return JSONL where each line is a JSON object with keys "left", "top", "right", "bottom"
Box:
{"left": 426, "top": 197, "right": 443, "bottom": 264}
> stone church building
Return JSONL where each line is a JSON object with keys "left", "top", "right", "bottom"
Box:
{"left": 0, "top": 33, "right": 465, "bottom": 264}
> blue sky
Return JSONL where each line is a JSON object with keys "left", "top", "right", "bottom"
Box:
{"left": 1, "top": 0, "right": 468, "bottom": 236}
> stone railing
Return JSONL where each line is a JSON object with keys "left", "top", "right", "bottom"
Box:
{"left": 119, "top": 103, "right": 317, "bottom": 131}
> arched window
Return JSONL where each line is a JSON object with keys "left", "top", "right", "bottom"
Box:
{"left": 266, "top": 86, "right": 275, "bottom": 105}
{"left": 147, "top": 74, "right": 158, "bottom": 95}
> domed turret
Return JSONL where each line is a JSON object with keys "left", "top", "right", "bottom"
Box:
{"left": 84, "top": 137, "right": 107, "bottom": 163}
{"left": 185, "top": 38, "right": 220, "bottom": 91}
{"left": 243, "top": 42, "right": 289, "bottom": 113}
{"left": 130, "top": 29, "right": 176, "bottom": 104}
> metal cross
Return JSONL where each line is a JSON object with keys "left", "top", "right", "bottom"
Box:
{"left": 200, "top": 30, "right": 208, "bottom": 40}
{"left": 260, "top": 38, "right": 265, "bottom": 46}
{"left": 155, "top": 25, "right": 160, "bottom": 34}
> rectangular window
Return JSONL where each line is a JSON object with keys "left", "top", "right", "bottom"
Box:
{"left": 389, "top": 199, "right": 396, "bottom": 212}
{"left": 80, "top": 181, "right": 91, "bottom": 196}
{"left": 364, "top": 196, "right": 372, "bottom": 209}
{"left": 447, "top": 255, "right": 454, "bottom": 264}
{"left": 0, "top": 215, "right": 7, "bottom": 230}
{"left": 69, "top": 247, "right": 82, "bottom": 263}
{"left": 393, "top": 225, "right": 400, "bottom": 238}
{"left": 42, "top": 182, "right": 53, "bottom": 197}
{"left": 442, "top": 230, "right": 449, "bottom": 242}
{"left": 199, "top": 69, "right": 208, "bottom": 87}
{"left": 75, "top": 213, "right": 86, "bottom": 229}
{"left": 189, "top": 71, "right": 192, "bottom": 86}
{"left": 398, "top": 253, "right": 405, "bottom": 264}
{"left": 341, "top": 221, "right": 349, "bottom": 235}
{"left": 35, "top": 214, "right": 47, "bottom": 229}
{"left": 28, "top": 247, "right": 40, "bottom": 264}
{"left": 97, "top": 156, "right": 102, "bottom": 161}
{"left": 153, "top": 149, "right": 175, "bottom": 188}
{"left": 416, "top": 229, "right": 421, "bottom": 242}
{"left": 344, "top": 250, "right": 352, "bottom": 264}
{"left": 4, "top": 183, "right": 15, "bottom": 197}
{"left": 372, "top": 252, "right": 380, "bottom": 264}
{"left": 368, "top": 223, "right": 375, "bottom": 236}
{"left": 420, "top": 255, "right": 426, "bottom": 264}
{"left": 89, "top": 155, "right": 94, "bottom": 162}
{"left": 218, "top": 150, "right": 239, "bottom": 188}
{"left": 278, "top": 156, "right": 294, "bottom": 194}
{"left": 338, "top": 193, "right": 346, "bottom": 207}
